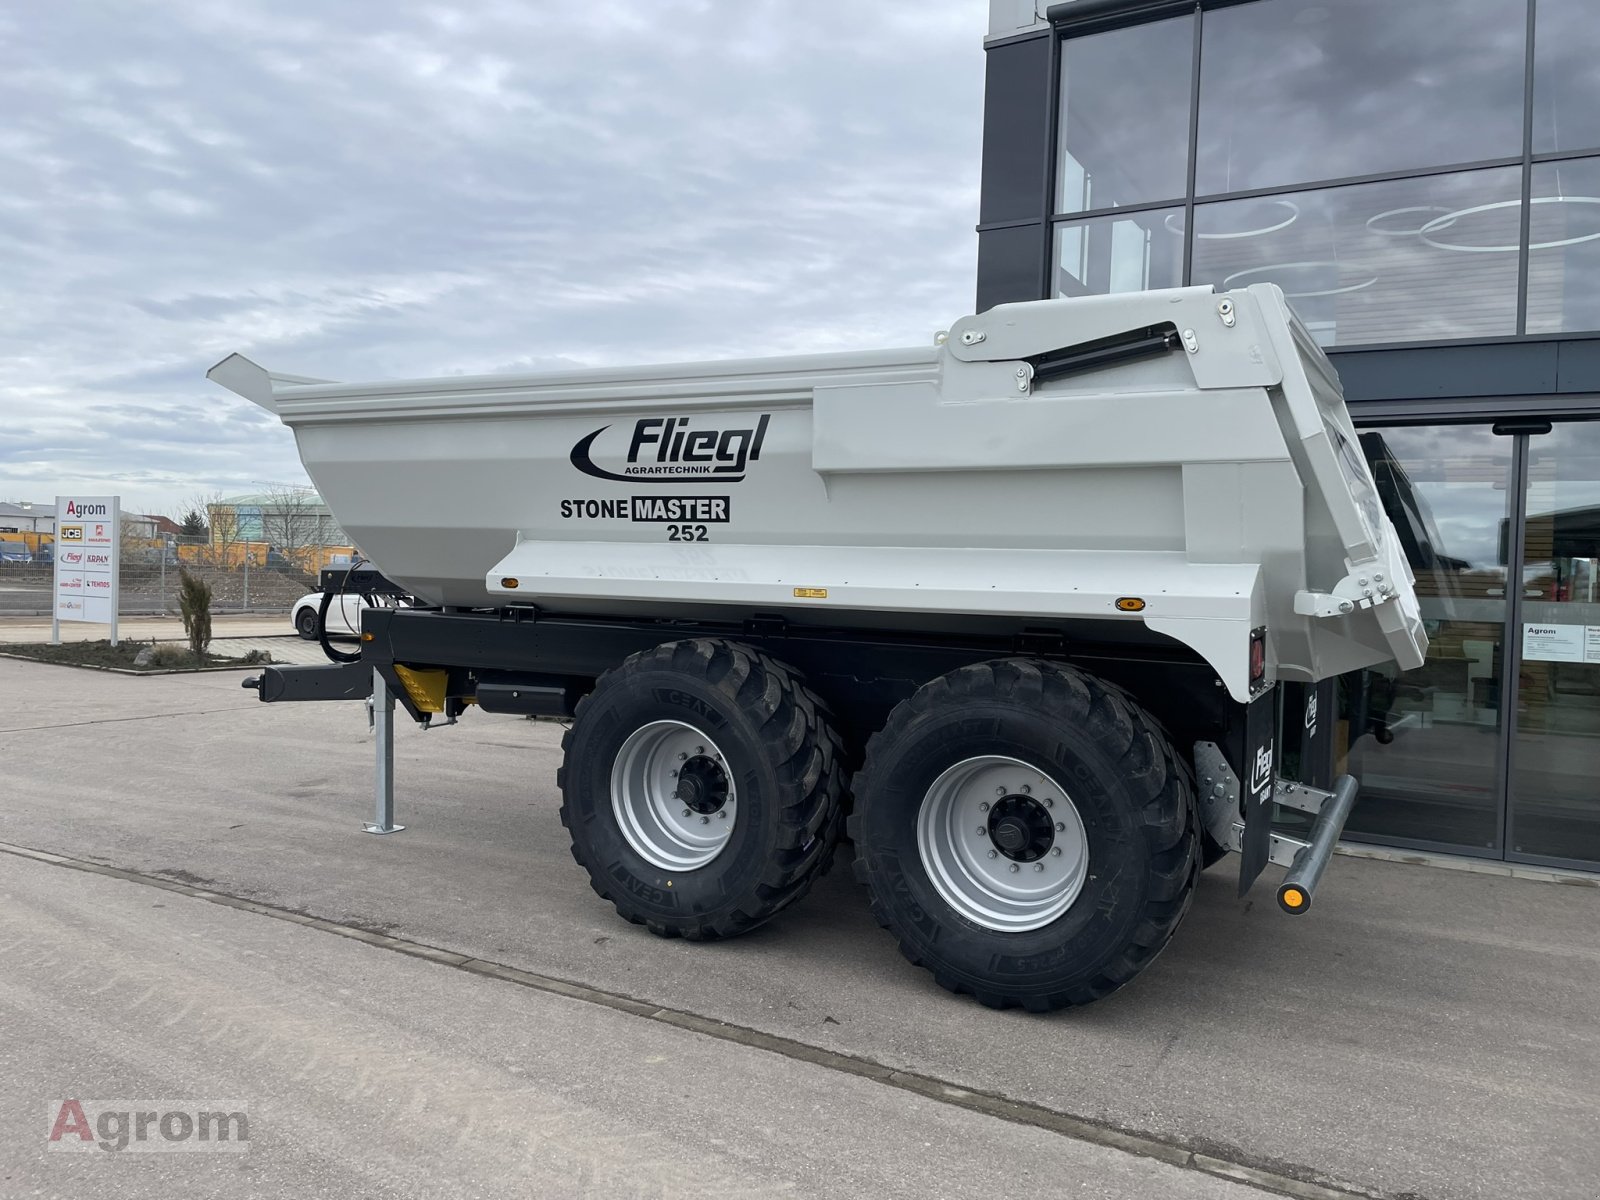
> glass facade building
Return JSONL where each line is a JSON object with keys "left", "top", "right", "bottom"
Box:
{"left": 977, "top": 0, "right": 1600, "bottom": 871}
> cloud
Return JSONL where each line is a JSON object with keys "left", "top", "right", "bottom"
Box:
{"left": 0, "top": 0, "right": 984, "bottom": 515}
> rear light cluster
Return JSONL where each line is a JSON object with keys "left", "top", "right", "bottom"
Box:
{"left": 1249, "top": 628, "right": 1267, "bottom": 689}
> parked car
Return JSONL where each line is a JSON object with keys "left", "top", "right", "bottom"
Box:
{"left": 292, "top": 591, "right": 367, "bottom": 640}
{"left": 291, "top": 591, "right": 411, "bottom": 640}
{"left": 0, "top": 543, "right": 33, "bottom": 564}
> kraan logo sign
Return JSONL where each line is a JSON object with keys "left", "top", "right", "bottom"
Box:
{"left": 572, "top": 415, "right": 770, "bottom": 484}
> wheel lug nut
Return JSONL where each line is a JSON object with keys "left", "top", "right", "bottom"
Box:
{"left": 669, "top": 769, "right": 678, "bottom": 777}
{"left": 682, "top": 808, "right": 691, "bottom": 817}
{"left": 978, "top": 826, "right": 987, "bottom": 836}
{"left": 1052, "top": 847, "right": 1062, "bottom": 857}
{"left": 979, "top": 802, "right": 989, "bottom": 812}
{"left": 1034, "top": 863, "right": 1045, "bottom": 872}
{"left": 700, "top": 816, "right": 710, "bottom": 825}
{"left": 718, "top": 811, "right": 728, "bottom": 819}
{"left": 1021, "top": 785, "right": 1032, "bottom": 794}
{"left": 697, "top": 745, "right": 706, "bottom": 754}
{"left": 678, "top": 752, "right": 688, "bottom": 761}
{"left": 1009, "top": 863, "right": 1020, "bottom": 873}
{"left": 987, "top": 850, "right": 998, "bottom": 859}
{"left": 1055, "top": 822, "right": 1065, "bottom": 832}
{"left": 1045, "top": 798, "right": 1054, "bottom": 808}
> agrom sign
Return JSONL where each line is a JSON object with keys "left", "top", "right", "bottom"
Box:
{"left": 53, "top": 494, "right": 121, "bottom": 646}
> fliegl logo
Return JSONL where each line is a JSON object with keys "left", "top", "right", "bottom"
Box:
{"left": 1249, "top": 741, "right": 1275, "bottom": 805}
{"left": 571, "top": 415, "right": 771, "bottom": 484}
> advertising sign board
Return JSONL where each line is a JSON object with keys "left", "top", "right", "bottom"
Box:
{"left": 52, "top": 495, "right": 120, "bottom": 645}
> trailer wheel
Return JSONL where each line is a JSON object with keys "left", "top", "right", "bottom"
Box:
{"left": 558, "top": 639, "right": 847, "bottom": 940}
{"left": 850, "top": 658, "right": 1198, "bottom": 1010}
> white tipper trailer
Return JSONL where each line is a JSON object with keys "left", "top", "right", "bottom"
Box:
{"left": 212, "top": 283, "right": 1426, "bottom": 1010}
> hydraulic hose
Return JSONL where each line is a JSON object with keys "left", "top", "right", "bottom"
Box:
{"left": 317, "top": 557, "right": 367, "bottom": 664}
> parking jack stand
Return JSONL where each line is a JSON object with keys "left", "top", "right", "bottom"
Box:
{"left": 364, "top": 669, "right": 405, "bottom": 835}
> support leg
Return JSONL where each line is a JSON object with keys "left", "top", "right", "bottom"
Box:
{"left": 364, "top": 669, "right": 405, "bottom": 834}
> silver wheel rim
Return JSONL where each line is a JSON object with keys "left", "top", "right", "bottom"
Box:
{"left": 916, "top": 755, "right": 1088, "bottom": 933}
{"left": 611, "top": 720, "right": 736, "bottom": 872}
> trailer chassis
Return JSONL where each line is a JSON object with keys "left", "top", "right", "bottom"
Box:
{"left": 244, "top": 571, "right": 1358, "bottom": 913}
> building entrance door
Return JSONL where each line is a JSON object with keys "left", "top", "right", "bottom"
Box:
{"left": 1508, "top": 422, "right": 1600, "bottom": 868}
{"left": 1341, "top": 420, "right": 1600, "bottom": 870}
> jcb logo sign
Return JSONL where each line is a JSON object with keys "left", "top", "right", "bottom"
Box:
{"left": 60, "top": 525, "right": 84, "bottom": 541}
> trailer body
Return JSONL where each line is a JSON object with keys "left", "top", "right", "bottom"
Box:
{"left": 214, "top": 284, "right": 1427, "bottom": 1009}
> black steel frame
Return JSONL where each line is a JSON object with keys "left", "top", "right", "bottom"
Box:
{"left": 354, "top": 604, "right": 1245, "bottom": 770}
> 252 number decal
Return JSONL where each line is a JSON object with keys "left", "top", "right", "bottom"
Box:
{"left": 666, "top": 524, "right": 709, "bottom": 542}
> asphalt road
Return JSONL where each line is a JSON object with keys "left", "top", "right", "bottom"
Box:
{"left": 2, "top": 657, "right": 1598, "bottom": 1199}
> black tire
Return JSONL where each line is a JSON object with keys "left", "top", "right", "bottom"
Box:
{"left": 294, "top": 607, "right": 319, "bottom": 640}
{"left": 558, "top": 639, "right": 847, "bottom": 940}
{"left": 850, "top": 658, "right": 1198, "bottom": 1011}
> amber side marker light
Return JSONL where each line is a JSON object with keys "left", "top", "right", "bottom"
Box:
{"left": 500, "top": 577, "right": 520, "bottom": 589}
{"left": 361, "top": 632, "right": 375, "bottom": 643}
{"left": 1115, "top": 597, "right": 1146, "bottom": 612}
{"left": 1278, "top": 885, "right": 1310, "bottom": 914}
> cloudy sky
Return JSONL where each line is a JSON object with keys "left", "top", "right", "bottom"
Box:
{"left": 1, "top": 1, "right": 985, "bottom": 518}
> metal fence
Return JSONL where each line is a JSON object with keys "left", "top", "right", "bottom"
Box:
{"left": 0, "top": 561, "right": 317, "bottom": 616}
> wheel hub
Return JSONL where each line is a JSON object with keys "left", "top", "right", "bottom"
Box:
{"left": 915, "top": 756, "right": 1089, "bottom": 933}
{"left": 611, "top": 721, "right": 737, "bottom": 872}
{"left": 676, "top": 756, "right": 729, "bottom": 815}
{"left": 988, "top": 795, "right": 1054, "bottom": 861}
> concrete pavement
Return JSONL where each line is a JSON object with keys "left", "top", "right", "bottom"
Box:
{"left": 1, "top": 851, "right": 1268, "bottom": 1200}
{"left": 2, "top": 656, "right": 1598, "bottom": 1198}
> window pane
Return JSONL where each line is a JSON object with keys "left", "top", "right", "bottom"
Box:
{"left": 1196, "top": 0, "right": 1526, "bottom": 196}
{"left": 1190, "top": 169, "right": 1522, "bottom": 346}
{"left": 1055, "top": 18, "right": 1192, "bottom": 214}
{"left": 1342, "top": 425, "right": 1512, "bottom": 854}
{"left": 1534, "top": 0, "right": 1600, "bottom": 154}
{"left": 1052, "top": 210, "right": 1184, "bottom": 298}
{"left": 1525, "top": 157, "right": 1600, "bottom": 335}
